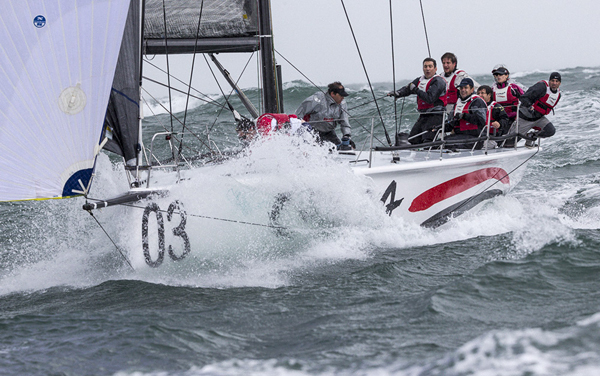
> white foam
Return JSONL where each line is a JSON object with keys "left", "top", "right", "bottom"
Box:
{"left": 0, "top": 131, "right": 582, "bottom": 293}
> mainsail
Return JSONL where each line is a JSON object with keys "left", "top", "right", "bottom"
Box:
{"left": 0, "top": 0, "right": 132, "bottom": 201}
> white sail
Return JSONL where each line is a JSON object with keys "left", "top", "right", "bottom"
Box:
{"left": 0, "top": 0, "right": 132, "bottom": 201}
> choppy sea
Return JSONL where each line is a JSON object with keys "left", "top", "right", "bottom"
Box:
{"left": 1, "top": 66, "right": 600, "bottom": 375}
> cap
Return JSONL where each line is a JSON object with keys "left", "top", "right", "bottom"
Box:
{"left": 457, "top": 78, "right": 474, "bottom": 88}
{"left": 492, "top": 64, "right": 509, "bottom": 75}
{"left": 549, "top": 72, "right": 562, "bottom": 82}
{"left": 335, "top": 87, "right": 349, "bottom": 97}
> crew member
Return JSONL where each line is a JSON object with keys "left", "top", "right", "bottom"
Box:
{"left": 256, "top": 113, "right": 312, "bottom": 136}
{"left": 387, "top": 57, "right": 447, "bottom": 144}
{"left": 477, "top": 85, "right": 509, "bottom": 136}
{"left": 513, "top": 72, "right": 561, "bottom": 145}
{"left": 440, "top": 52, "right": 479, "bottom": 115}
{"left": 295, "top": 81, "right": 352, "bottom": 150}
{"left": 445, "top": 78, "right": 487, "bottom": 149}
{"left": 491, "top": 64, "right": 524, "bottom": 121}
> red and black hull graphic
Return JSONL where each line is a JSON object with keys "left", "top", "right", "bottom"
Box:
{"left": 407, "top": 167, "right": 510, "bottom": 228}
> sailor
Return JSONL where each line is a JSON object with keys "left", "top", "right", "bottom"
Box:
{"left": 295, "top": 81, "right": 352, "bottom": 150}
{"left": 387, "top": 57, "right": 447, "bottom": 144}
{"left": 491, "top": 64, "right": 524, "bottom": 121}
{"left": 477, "top": 85, "right": 510, "bottom": 136}
{"left": 445, "top": 78, "right": 487, "bottom": 149}
{"left": 256, "top": 113, "right": 312, "bottom": 136}
{"left": 235, "top": 117, "right": 258, "bottom": 146}
{"left": 440, "top": 52, "right": 479, "bottom": 115}
{"left": 512, "top": 72, "right": 561, "bottom": 145}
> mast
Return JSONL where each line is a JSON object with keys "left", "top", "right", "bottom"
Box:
{"left": 258, "top": 0, "right": 280, "bottom": 113}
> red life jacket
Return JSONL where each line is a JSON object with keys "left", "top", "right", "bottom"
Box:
{"left": 493, "top": 82, "right": 521, "bottom": 116}
{"left": 257, "top": 113, "right": 298, "bottom": 135}
{"left": 532, "top": 80, "right": 561, "bottom": 115}
{"left": 444, "top": 69, "right": 465, "bottom": 105}
{"left": 453, "top": 95, "right": 482, "bottom": 132}
{"left": 416, "top": 75, "right": 448, "bottom": 111}
{"left": 485, "top": 101, "right": 500, "bottom": 136}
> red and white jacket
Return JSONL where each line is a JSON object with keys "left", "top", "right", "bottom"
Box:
{"left": 532, "top": 80, "right": 561, "bottom": 115}
{"left": 416, "top": 75, "right": 448, "bottom": 111}
{"left": 493, "top": 82, "right": 523, "bottom": 119}
{"left": 444, "top": 69, "right": 465, "bottom": 105}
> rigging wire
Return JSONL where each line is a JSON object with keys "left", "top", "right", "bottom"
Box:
{"left": 143, "top": 50, "right": 256, "bottom": 158}
{"left": 140, "top": 86, "right": 213, "bottom": 151}
{"left": 141, "top": 94, "right": 207, "bottom": 159}
{"left": 180, "top": 0, "right": 205, "bottom": 159}
{"left": 340, "top": 0, "right": 392, "bottom": 146}
{"left": 347, "top": 95, "right": 389, "bottom": 111}
{"left": 86, "top": 211, "right": 135, "bottom": 270}
{"left": 274, "top": 49, "right": 387, "bottom": 147}
{"left": 419, "top": 0, "right": 431, "bottom": 58}
{"left": 119, "top": 203, "right": 287, "bottom": 230}
{"left": 161, "top": 0, "right": 174, "bottom": 141}
{"left": 144, "top": 59, "right": 223, "bottom": 108}
{"left": 142, "top": 75, "right": 222, "bottom": 108}
{"left": 389, "top": 0, "right": 398, "bottom": 139}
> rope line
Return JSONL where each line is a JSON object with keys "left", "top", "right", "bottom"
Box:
{"left": 180, "top": 0, "right": 205, "bottom": 159}
{"left": 274, "top": 49, "right": 387, "bottom": 146}
{"left": 340, "top": 0, "right": 391, "bottom": 146}
{"left": 161, "top": 0, "right": 174, "bottom": 139}
{"left": 87, "top": 211, "right": 135, "bottom": 270}
{"left": 119, "top": 202, "right": 287, "bottom": 230}
{"left": 389, "top": 0, "right": 398, "bottom": 137}
{"left": 419, "top": 0, "right": 431, "bottom": 57}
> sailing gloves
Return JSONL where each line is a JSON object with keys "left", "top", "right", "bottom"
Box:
{"left": 387, "top": 82, "right": 418, "bottom": 99}
{"left": 407, "top": 82, "right": 417, "bottom": 93}
{"left": 338, "top": 135, "right": 352, "bottom": 151}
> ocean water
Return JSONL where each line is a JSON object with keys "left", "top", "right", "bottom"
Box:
{"left": 1, "top": 66, "right": 600, "bottom": 375}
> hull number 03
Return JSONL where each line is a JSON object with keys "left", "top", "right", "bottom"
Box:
{"left": 141, "top": 201, "right": 191, "bottom": 267}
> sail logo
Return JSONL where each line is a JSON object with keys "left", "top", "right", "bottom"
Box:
{"left": 33, "top": 15, "right": 46, "bottom": 28}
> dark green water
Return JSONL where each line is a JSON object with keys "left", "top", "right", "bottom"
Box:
{"left": 1, "top": 67, "right": 600, "bottom": 375}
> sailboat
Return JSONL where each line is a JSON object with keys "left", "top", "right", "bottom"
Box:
{"left": 0, "top": 0, "right": 537, "bottom": 268}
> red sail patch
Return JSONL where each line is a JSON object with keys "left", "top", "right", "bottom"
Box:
{"left": 408, "top": 167, "right": 509, "bottom": 212}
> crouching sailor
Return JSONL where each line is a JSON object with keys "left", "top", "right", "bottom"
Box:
{"left": 445, "top": 78, "right": 487, "bottom": 149}
{"left": 513, "top": 72, "right": 562, "bottom": 146}
{"left": 477, "top": 85, "right": 510, "bottom": 136}
{"left": 295, "top": 82, "right": 352, "bottom": 150}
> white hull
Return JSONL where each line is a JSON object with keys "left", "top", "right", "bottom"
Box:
{"left": 340, "top": 146, "right": 537, "bottom": 227}
{"left": 105, "top": 144, "right": 536, "bottom": 267}
{"left": 124, "top": 145, "right": 537, "bottom": 229}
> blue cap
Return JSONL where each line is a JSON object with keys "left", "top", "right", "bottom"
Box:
{"left": 458, "top": 78, "right": 474, "bottom": 88}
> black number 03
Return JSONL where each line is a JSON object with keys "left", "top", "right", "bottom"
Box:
{"left": 142, "top": 200, "right": 191, "bottom": 268}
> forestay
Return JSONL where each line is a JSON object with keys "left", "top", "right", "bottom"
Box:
{"left": 0, "top": 0, "right": 132, "bottom": 201}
